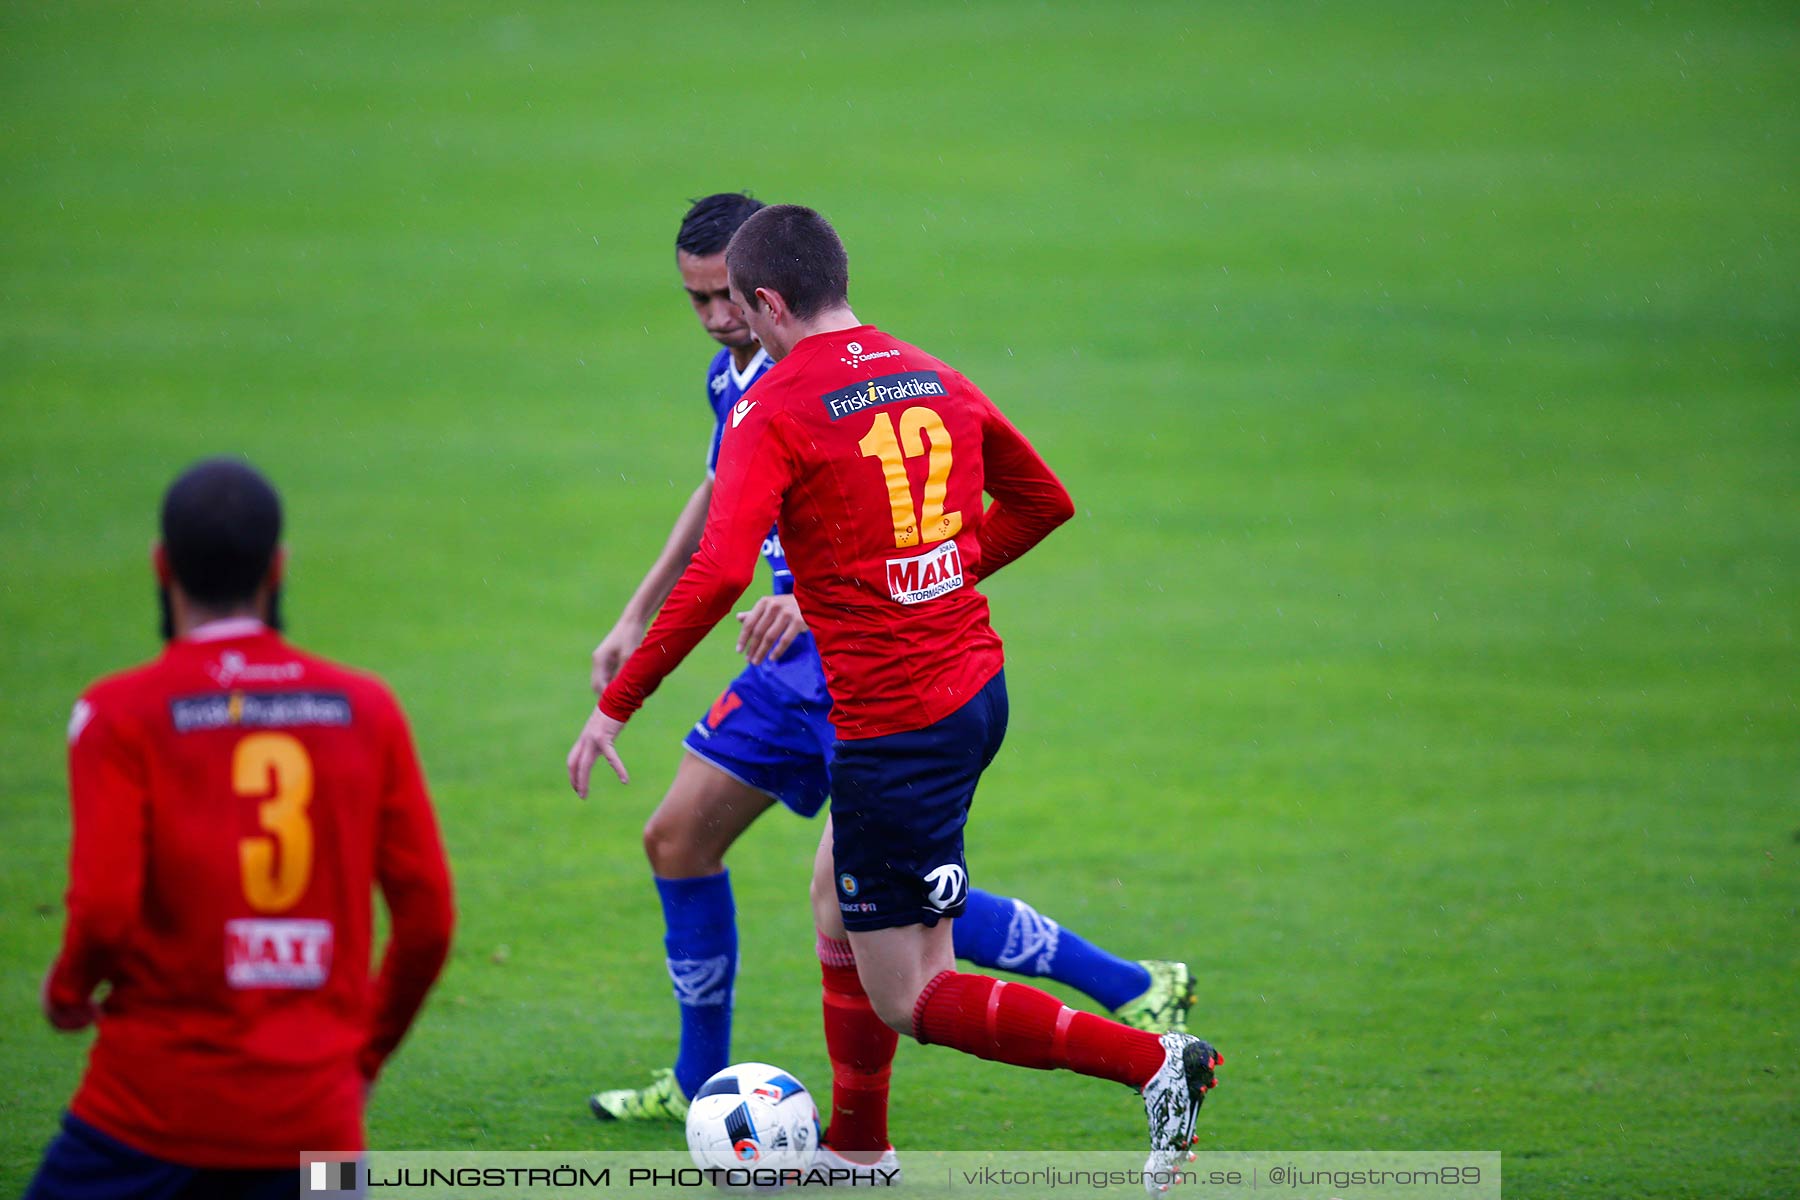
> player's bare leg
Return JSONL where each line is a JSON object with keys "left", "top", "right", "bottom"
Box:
{"left": 590, "top": 754, "right": 777, "bottom": 1122}
{"left": 951, "top": 890, "right": 1198, "bottom": 1034}
{"left": 644, "top": 752, "right": 777, "bottom": 879}
{"left": 843, "top": 922, "right": 956, "bottom": 1033}
{"left": 818, "top": 826, "right": 1193, "bottom": 1034}
{"left": 834, "top": 856, "right": 1220, "bottom": 1196}
{"left": 810, "top": 817, "right": 849, "bottom": 940}
{"left": 852, "top": 922, "right": 1221, "bottom": 1196}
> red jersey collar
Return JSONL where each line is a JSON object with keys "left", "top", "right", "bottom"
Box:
{"left": 791, "top": 324, "right": 878, "bottom": 357}
{"left": 181, "top": 617, "right": 269, "bottom": 644}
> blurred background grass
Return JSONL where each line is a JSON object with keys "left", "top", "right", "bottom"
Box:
{"left": 2, "top": 2, "right": 1795, "bottom": 1196}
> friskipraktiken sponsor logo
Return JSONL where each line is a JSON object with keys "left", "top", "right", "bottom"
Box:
{"left": 820, "top": 371, "right": 946, "bottom": 421}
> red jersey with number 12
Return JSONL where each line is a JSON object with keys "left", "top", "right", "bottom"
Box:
{"left": 601, "top": 324, "right": 1073, "bottom": 738}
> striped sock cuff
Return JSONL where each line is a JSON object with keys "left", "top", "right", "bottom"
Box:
{"left": 816, "top": 934, "right": 856, "bottom": 968}
{"left": 910, "top": 968, "right": 958, "bottom": 1043}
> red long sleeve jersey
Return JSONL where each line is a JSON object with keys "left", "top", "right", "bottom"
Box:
{"left": 49, "top": 625, "right": 455, "bottom": 1167}
{"left": 602, "top": 324, "right": 1075, "bottom": 738}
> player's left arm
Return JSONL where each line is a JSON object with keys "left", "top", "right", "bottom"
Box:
{"left": 569, "top": 407, "right": 794, "bottom": 795}
{"left": 361, "top": 692, "right": 455, "bottom": 1082}
{"left": 968, "top": 395, "right": 1076, "bottom": 584}
{"left": 44, "top": 695, "right": 149, "bottom": 1030}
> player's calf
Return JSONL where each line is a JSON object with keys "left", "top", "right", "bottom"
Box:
{"left": 816, "top": 935, "right": 899, "bottom": 1159}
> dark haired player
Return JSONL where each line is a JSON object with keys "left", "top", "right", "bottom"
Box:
{"left": 28, "top": 459, "right": 455, "bottom": 1200}
{"left": 585, "top": 194, "right": 1198, "bottom": 1127}
{"left": 570, "top": 206, "right": 1222, "bottom": 1190}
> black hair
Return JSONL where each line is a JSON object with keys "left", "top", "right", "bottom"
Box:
{"left": 724, "top": 204, "right": 850, "bottom": 320}
{"left": 676, "top": 192, "right": 766, "bottom": 257}
{"left": 160, "top": 458, "right": 283, "bottom": 609}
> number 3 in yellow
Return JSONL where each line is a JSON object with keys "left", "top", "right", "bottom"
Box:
{"left": 234, "top": 732, "right": 314, "bottom": 913}
{"left": 858, "top": 406, "right": 963, "bottom": 549}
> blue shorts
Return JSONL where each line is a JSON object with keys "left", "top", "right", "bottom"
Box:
{"left": 830, "top": 671, "right": 1009, "bottom": 933}
{"left": 682, "top": 634, "right": 835, "bottom": 819}
{"left": 25, "top": 1113, "right": 338, "bottom": 1200}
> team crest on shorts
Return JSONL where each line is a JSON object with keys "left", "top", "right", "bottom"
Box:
{"left": 838, "top": 873, "right": 859, "bottom": 897}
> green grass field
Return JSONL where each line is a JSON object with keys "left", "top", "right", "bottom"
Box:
{"left": 2, "top": 2, "right": 1795, "bottom": 1195}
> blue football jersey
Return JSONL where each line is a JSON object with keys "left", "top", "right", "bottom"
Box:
{"left": 705, "top": 347, "right": 793, "bottom": 595}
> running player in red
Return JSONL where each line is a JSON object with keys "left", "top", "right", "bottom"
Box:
{"left": 569, "top": 206, "right": 1221, "bottom": 1191}
{"left": 28, "top": 459, "right": 455, "bottom": 1200}
{"left": 586, "top": 193, "right": 1197, "bottom": 1125}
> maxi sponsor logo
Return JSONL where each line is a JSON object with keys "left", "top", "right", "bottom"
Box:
{"left": 226, "top": 918, "right": 334, "bottom": 989}
{"left": 885, "top": 538, "right": 963, "bottom": 605}
{"left": 820, "top": 371, "right": 947, "bottom": 421}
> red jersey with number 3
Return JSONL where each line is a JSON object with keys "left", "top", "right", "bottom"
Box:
{"left": 48, "top": 623, "right": 455, "bottom": 1167}
{"left": 602, "top": 324, "right": 1074, "bottom": 738}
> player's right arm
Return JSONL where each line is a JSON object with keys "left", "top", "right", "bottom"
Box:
{"left": 45, "top": 692, "right": 147, "bottom": 1030}
{"left": 969, "top": 398, "right": 1076, "bottom": 583}
{"left": 591, "top": 476, "right": 714, "bottom": 694}
{"left": 360, "top": 691, "right": 455, "bottom": 1082}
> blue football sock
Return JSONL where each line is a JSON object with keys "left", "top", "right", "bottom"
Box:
{"left": 655, "top": 871, "right": 738, "bottom": 1099}
{"left": 952, "top": 888, "right": 1152, "bottom": 1012}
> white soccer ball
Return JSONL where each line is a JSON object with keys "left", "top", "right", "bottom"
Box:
{"left": 685, "top": 1062, "right": 821, "bottom": 1178}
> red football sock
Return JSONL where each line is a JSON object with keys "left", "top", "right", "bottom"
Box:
{"left": 818, "top": 936, "right": 898, "bottom": 1156}
{"left": 911, "top": 970, "right": 1166, "bottom": 1088}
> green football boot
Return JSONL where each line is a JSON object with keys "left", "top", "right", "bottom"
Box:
{"left": 1112, "top": 960, "right": 1198, "bottom": 1034}
{"left": 588, "top": 1068, "right": 690, "bottom": 1123}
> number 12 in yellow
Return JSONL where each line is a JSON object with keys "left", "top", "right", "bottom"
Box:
{"left": 858, "top": 406, "right": 963, "bottom": 549}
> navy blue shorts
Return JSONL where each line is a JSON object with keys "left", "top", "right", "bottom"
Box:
{"left": 682, "top": 634, "right": 836, "bottom": 818}
{"left": 24, "top": 1113, "right": 338, "bottom": 1200}
{"left": 830, "top": 671, "right": 1009, "bottom": 932}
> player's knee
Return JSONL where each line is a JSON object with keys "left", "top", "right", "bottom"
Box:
{"left": 810, "top": 894, "right": 845, "bottom": 940}
{"left": 643, "top": 809, "right": 710, "bottom": 877}
{"left": 864, "top": 982, "right": 920, "bottom": 1035}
